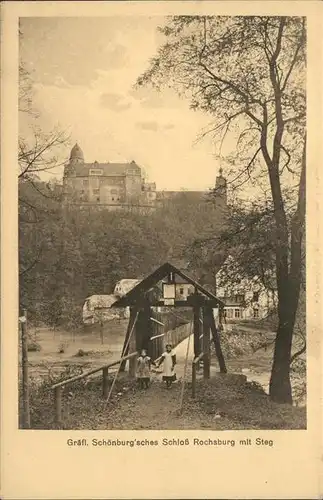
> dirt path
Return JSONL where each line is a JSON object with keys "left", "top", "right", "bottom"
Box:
{"left": 100, "top": 334, "right": 272, "bottom": 430}
{"left": 103, "top": 377, "right": 187, "bottom": 429}
{"left": 101, "top": 336, "right": 195, "bottom": 429}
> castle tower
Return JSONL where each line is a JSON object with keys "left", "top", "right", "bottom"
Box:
{"left": 214, "top": 167, "right": 227, "bottom": 210}
{"left": 69, "top": 143, "right": 84, "bottom": 165}
{"left": 63, "top": 143, "right": 84, "bottom": 179}
{"left": 63, "top": 143, "right": 85, "bottom": 202}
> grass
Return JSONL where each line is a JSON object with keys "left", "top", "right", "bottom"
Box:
{"left": 21, "top": 371, "right": 306, "bottom": 430}
{"left": 188, "top": 376, "right": 306, "bottom": 430}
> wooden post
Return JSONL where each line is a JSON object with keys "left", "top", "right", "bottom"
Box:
{"left": 154, "top": 311, "right": 164, "bottom": 359}
{"left": 120, "top": 307, "right": 137, "bottom": 372}
{"left": 202, "top": 308, "right": 211, "bottom": 379}
{"left": 102, "top": 367, "right": 109, "bottom": 398}
{"left": 192, "top": 362, "right": 196, "bottom": 398}
{"left": 208, "top": 307, "right": 227, "bottom": 373}
{"left": 54, "top": 386, "right": 62, "bottom": 427}
{"left": 100, "top": 321, "right": 104, "bottom": 345}
{"left": 128, "top": 308, "right": 138, "bottom": 378}
{"left": 21, "top": 309, "right": 30, "bottom": 429}
{"left": 134, "top": 302, "right": 152, "bottom": 356}
{"left": 193, "top": 305, "right": 201, "bottom": 370}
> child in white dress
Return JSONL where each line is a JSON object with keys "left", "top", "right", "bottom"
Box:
{"left": 157, "top": 344, "right": 177, "bottom": 388}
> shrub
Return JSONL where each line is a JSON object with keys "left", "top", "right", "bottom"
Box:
{"left": 19, "top": 364, "right": 87, "bottom": 429}
{"left": 27, "top": 341, "right": 41, "bottom": 352}
{"left": 75, "top": 348, "right": 92, "bottom": 357}
{"left": 58, "top": 342, "right": 69, "bottom": 354}
{"left": 290, "top": 356, "right": 306, "bottom": 405}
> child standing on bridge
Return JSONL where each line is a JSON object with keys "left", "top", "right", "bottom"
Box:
{"left": 136, "top": 349, "right": 156, "bottom": 389}
{"left": 156, "top": 344, "right": 177, "bottom": 389}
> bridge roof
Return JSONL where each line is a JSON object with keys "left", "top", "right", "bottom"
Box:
{"left": 111, "top": 262, "right": 224, "bottom": 308}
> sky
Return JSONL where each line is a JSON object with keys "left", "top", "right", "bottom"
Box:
{"left": 19, "top": 16, "right": 224, "bottom": 191}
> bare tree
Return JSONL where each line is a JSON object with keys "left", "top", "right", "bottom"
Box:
{"left": 19, "top": 128, "right": 68, "bottom": 181}
{"left": 18, "top": 54, "right": 69, "bottom": 313}
{"left": 137, "top": 16, "right": 306, "bottom": 403}
{"left": 19, "top": 62, "right": 69, "bottom": 181}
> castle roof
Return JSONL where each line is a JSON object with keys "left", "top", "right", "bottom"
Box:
{"left": 67, "top": 161, "right": 141, "bottom": 177}
{"left": 70, "top": 143, "right": 84, "bottom": 161}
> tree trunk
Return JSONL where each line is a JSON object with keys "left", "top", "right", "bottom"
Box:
{"left": 269, "top": 139, "right": 306, "bottom": 404}
{"left": 269, "top": 311, "right": 294, "bottom": 404}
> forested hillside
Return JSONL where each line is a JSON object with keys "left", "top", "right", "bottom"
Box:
{"left": 19, "top": 179, "right": 224, "bottom": 328}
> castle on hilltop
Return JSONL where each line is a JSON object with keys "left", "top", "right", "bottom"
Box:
{"left": 63, "top": 143, "right": 227, "bottom": 210}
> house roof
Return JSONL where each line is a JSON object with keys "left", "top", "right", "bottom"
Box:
{"left": 69, "top": 161, "right": 141, "bottom": 177}
{"left": 85, "top": 295, "right": 119, "bottom": 308}
{"left": 115, "top": 279, "right": 141, "bottom": 287}
{"left": 111, "top": 262, "right": 224, "bottom": 307}
{"left": 114, "top": 279, "right": 141, "bottom": 295}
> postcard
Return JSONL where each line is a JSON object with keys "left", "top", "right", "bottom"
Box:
{"left": 1, "top": 1, "right": 322, "bottom": 499}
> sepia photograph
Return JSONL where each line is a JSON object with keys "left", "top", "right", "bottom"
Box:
{"left": 18, "top": 14, "right": 307, "bottom": 432}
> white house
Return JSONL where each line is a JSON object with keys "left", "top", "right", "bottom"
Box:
{"left": 113, "top": 279, "right": 141, "bottom": 297}
{"left": 82, "top": 295, "right": 122, "bottom": 324}
{"left": 215, "top": 256, "right": 277, "bottom": 321}
{"left": 82, "top": 294, "right": 133, "bottom": 324}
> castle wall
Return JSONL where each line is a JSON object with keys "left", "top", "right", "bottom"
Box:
{"left": 63, "top": 173, "right": 128, "bottom": 204}
{"left": 124, "top": 173, "right": 142, "bottom": 203}
{"left": 141, "top": 189, "right": 157, "bottom": 205}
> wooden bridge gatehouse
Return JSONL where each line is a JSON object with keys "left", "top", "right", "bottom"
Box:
{"left": 50, "top": 262, "right": 228, "bottom": 427}
{"left": 111, "top": 262, "right": 227, "bottom": 381}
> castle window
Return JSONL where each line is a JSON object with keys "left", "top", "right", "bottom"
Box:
{"left": 93, "top": 189, "right": 100, "bottom": 195}
{"left": 96, "top": 197, "right": 100, "bottom": 202}
{"left": 253, "top": 291, "right": 259, "bottom": 302}
{"left": 89, "top": 168, "right": 103, "bottom": 176}
{"left": 234, "top": 308, "right": 241, "bottom": 319}
{"left": 253, "top": 308, "right": 259, "bottom": 319}
{"left": 80, "top": 191, "right": 88, "bottom": 202}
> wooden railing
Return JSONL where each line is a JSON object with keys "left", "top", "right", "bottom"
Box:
{"left": 51, "top": 351, "right": 138, "bottom": 426}
{"left": 164, "top": 323, "right": 191, "bottom": 350}
{"left": 150, "top": 313, "right": 192, "bottom": 359}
